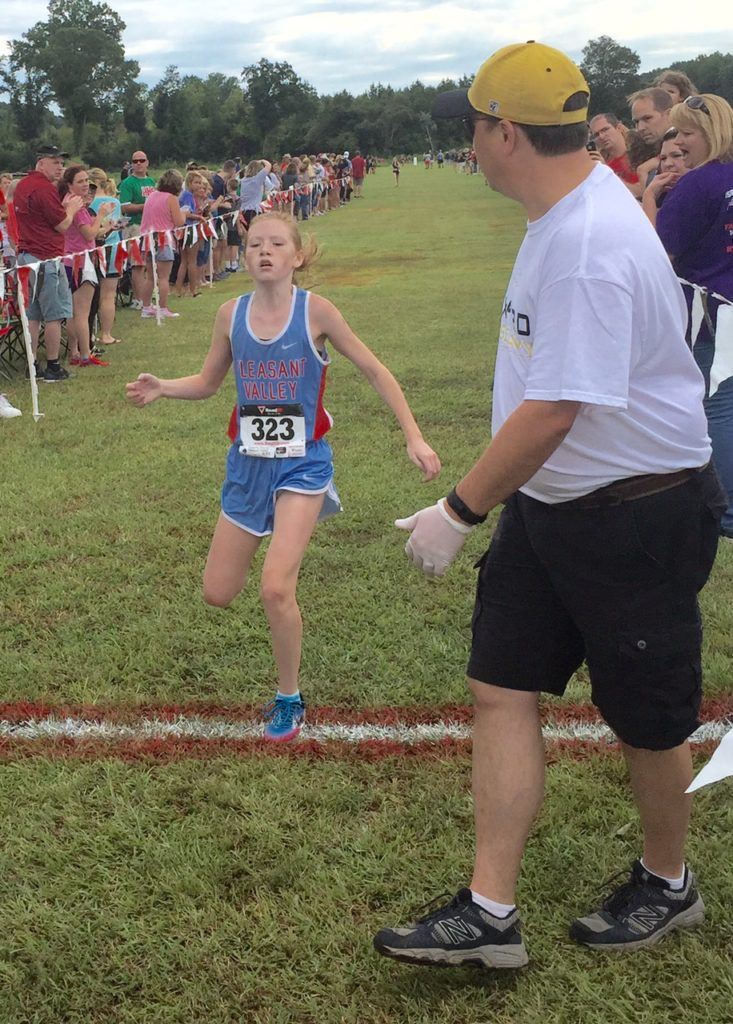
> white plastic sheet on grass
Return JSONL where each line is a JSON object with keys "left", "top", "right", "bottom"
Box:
{"left": 687, "top": 726, "right": 733, "bottom": 792}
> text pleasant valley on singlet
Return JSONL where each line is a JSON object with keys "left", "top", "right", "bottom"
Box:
{"left": 237, "top": 357, "right": 309, "bottom": 401}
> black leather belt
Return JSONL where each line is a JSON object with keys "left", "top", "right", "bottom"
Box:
{"left": 559, "top": 465, "right": 706, "bottom": 510}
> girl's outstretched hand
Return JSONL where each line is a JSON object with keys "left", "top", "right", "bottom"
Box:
{"left": 407, "top": 439, "right": 441, "bottom": 482}
{"left": 126, "top": 373, "right": 163, "bottom": 407}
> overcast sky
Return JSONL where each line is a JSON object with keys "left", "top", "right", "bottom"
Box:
{"left": 1, "top": 0, "right": 726, "bottom": 96}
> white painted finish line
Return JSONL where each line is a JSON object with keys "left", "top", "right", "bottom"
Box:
{"left": 0, "top": 716, "right": 728, "bottom": 744}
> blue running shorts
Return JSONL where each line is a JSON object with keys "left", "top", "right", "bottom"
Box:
{"left": 221, "top": 438, "right": 341, "bottom": 536}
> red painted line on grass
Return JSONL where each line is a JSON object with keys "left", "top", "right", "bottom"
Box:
{"left": 0, "top": 734, "right": 722, "bottom": 765}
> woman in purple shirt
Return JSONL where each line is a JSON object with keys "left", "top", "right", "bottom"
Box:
{"left": 655, "top": 94, "right": 733, "bottom": 538}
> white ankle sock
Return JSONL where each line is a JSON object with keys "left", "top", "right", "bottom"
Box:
{"left": 640, "top": 858, "right": 686, "bottom": 890}
{"left": 276, "top": 690, "right": 300, "bottom": 702}
{"left": 470, "top": 890, "right": 516, "bottom": 918}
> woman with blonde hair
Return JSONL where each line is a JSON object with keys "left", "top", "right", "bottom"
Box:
{"left": 88, "top": 168, "right": 125, "bottom": 345}
{"left": 175, "top": 170, "right": 206, "bottom": 298}
{"left": 191, "top": 171, "right": 221, "bottom": 287}
{"left": 655, "top": 94, "right": 733, "bottom": 538}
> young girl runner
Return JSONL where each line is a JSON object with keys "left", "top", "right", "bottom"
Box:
{"left": 126, "top": 212, "right": 440, "bottom": 741}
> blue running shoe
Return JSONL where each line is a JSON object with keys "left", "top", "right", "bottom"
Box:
{"left": 262, "top": 694, "right": 306, "bottom": 742}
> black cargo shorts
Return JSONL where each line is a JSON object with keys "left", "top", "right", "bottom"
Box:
{"left": 468, "top": 464, "right": 725, "bottom": 750}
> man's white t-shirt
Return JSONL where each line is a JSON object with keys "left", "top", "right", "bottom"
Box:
{"left": 492, "top": 164, "right": 711, "bottom": 503}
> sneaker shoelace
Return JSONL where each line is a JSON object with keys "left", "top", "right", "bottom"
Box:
{"left": 410, "top": 891, "right": 467, "bottom": 925}
{"left": 262, "top": 697, "right": 303, "bottom": 729}
{"left": 602, "top": 880, "right": 642, "bottom": 916}
{"left": 595, "top": 865, "right": 660, "bottom": 917}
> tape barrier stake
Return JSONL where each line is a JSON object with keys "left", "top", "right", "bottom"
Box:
{"left": 16, "top": 277, "right": 44, "bottom": 423}
{"left": 206, "top": 231, "right": 214, "bottom": 288}
{"left": 149, "top": 233, "right": 162, "bottom": 327}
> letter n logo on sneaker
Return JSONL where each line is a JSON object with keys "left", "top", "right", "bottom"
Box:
{"left": 433, "top": 918, "right": 481, "bottom": 945}
{"left": 626, "top": 905, "right": 669, "bottom": 934}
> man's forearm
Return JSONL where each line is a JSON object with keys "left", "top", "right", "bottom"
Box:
{"left": 453, "top": 400, "right": 580, "bottom": 516}
{"left": 53, "top": 212, "right": 74, "bottom": 233}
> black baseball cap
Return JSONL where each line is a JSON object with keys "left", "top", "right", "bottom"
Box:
{"left": 36, "top": 145, "right": 69, "bottom": 159}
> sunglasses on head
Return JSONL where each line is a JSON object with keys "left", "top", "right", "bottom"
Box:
{"left": 684, "top": 96, "right": 710, "bottom": 115}
{"left": 663, "top": 126, "right": 679, "bottom": 140}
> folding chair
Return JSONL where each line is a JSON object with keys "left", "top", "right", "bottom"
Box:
{"left": 0, "top": 290, "right": 27, "bottom": 380}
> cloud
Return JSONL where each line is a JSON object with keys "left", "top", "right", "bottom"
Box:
{"left": 1, "top": 0, "right": 727, "bottom": 96}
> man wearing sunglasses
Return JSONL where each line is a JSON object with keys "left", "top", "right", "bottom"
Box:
{"left": 118, "top": 151, "right": 155, "bottom": 309}
{"left": 374, "top": 41, "right": 724, "bottom": 970}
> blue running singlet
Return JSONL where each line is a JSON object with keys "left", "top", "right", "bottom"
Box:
{"left": 221, "top": 287, "right": 341, "bottom": 536}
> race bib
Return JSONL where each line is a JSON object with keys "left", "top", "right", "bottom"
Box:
{"left": 239, "top": 403, "right": 306, "bottom": 458}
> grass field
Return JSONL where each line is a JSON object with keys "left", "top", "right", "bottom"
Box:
{"left": 1, "top": 164, "right": 732, "bottom": 1023}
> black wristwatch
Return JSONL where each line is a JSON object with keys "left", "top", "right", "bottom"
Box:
{"left": 446, "top": 488, "right": 488, "bottom": 526}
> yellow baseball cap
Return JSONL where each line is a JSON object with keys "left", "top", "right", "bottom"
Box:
{"left": 433, "top": 41, "right": 590, "bottom": 127}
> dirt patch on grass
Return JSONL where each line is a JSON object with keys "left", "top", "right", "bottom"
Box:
{"left": 313, "top": 269, "right": 384, "bottom": 287}
{"left": 313, "top": 251, "right": 428, "bottom": 288}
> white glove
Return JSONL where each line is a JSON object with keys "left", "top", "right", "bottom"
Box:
{"left": 395, "top": 498, "right": 474, "bottom": 578}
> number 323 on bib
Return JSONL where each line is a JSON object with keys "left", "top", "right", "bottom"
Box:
{"left": 239, "top": 403, "right": 307, "bottom": 459}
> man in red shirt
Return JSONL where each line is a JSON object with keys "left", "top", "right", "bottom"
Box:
{"left": 13, "top": 145, "right": 83, "bottom": 382}
{"left": 350, "top": 151, "right": 367, "bottom": 197}
{"left": 590, "top": 114, "right": 641, "bottom": 197}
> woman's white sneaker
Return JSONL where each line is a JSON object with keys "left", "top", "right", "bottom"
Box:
{"left": 0, "top": 394, "right": 22, "bottom": 418}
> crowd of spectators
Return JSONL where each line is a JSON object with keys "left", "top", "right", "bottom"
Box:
{"left": 584, "top": 70, "right": 733, "bottom": 538}
{"left": 0, "top": 146, "right": 375, "bottom": 394}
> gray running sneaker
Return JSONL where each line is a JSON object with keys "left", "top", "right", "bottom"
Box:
{"left": 373, "top": 888, "right": 528, "bottom": 969}
{"left": 570, "top": 859, "right": 705, "bottom": 951}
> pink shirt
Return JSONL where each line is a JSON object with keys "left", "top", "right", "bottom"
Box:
{"left": 140, "top": 190, "right": 177, "bottom": 232}
{"left": 64, "top": 208, "right": 95, "bottom": 255}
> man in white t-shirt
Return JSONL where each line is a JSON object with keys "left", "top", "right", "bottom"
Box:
{"left": 374, "top": 41, "right": 725, "bottom": 971}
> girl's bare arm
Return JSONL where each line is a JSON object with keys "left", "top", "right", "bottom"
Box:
{"left": 126, "top": 300, "right": 235, "bottom": 406}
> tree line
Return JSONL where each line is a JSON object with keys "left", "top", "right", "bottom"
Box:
{"left": 2, "top": 3, "right": 732, "bottom": 172}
